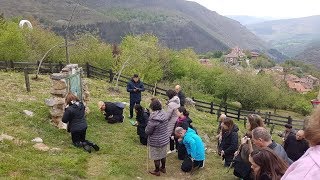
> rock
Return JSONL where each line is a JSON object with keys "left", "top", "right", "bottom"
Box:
{"left": 23, "top": 110, "right": 34, "bottom": 117}
{"left": 136, "top": 177, "right": 142, "bottom": 180}
{"left": 51, "top": 73, "right": 67, "bottom": 80}
{"left": 49, "top": 147, "right": 62, "bottom": 153}
{"left": 33, "top": 143, "right": 50, "bottom": 151}
{"left": 31, "top": 137, "right": 43, "bottom": 143}
{"left": 50, "top": 108, "right": 64, "bottom": 117}
{"left": 45, "top": 97, "right": 65, "bottom": 107}
{"left": 50, "top": 88, "right": 67, "bottom": 96}
{"left": 51, "top": 116, "right": 62, "bottom": 125}
{"left": 0, "top": 134, "right": 14, "bottom": 141}
{"left": 58, "top": 122, "right": 67, "bottom": 130}
{"left": 185, "top": 97, "right": 196, "bottom": 106}
{"left": 52, "top": 79, "right": 67, "bottom": 90}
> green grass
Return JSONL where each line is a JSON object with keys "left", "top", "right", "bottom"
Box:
{"left": 0, "top": 71, "right": 296, "bottom": 179}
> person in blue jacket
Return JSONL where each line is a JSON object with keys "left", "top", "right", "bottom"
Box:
{"left": 175, "top": 127, "right": 205, "bottom": 172}
{"left": 127, "top": 74, "right": 145, "bottom": 119}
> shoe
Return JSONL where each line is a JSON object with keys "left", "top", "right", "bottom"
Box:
{"left": 83, "top": 144, "right": 92, "bottom": 153}
{"left": 149, "top": 170, "right": 160, "bottom": 176}
{"left": 92, "top": 144, "right": 100, "bottom": 151}
{"left": 160, "top": 167, "right": 166, "bottom": 173}
{"left": 167, "top": 149, "right": 177, "bottom": 154}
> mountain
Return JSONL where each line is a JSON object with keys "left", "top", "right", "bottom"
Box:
{"left": 227, "top": 15, "right": 274, "bottom": 25}
{"left": 295, "top": 41, "right": 320, "bottom": 67}
{"left": 247, "top": 15, "right": 320, "bottom": 58}
{"left": 0, "top": 0, "right": 271, "bottom": 54}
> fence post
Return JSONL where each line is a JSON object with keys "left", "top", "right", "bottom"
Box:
{"left": 86, "top": 62, "right": 91, "bottom": 78}
{"left": 270, "top": 124, "right": 275, "bottom": 135}
{"left": 217, "top": 104, "right": 222, "bottom": 122}
{"left": 59, "top": 61, "right": 63, "bottom": 71}
{"left": 154, "top": 86, "right": 158, "bottom": 96}
{"left": 237, "top": 108, "right": 241, "bottom": 121}
{"left": 224, "top": 104, "right": 227, "bottom": 116}
{"left": 267, "top": 112, "right": 271, "bottom": 126}
{"left": 264, "top": 112, "right": 268, "bottom": 124}
{"left": 5, "top": 60, "right": 8, "bottom": 70}
{"left": 49, "top": 62, "right": 53, "bottom": 73}
{"left": 244, "top": 118, "right": 247, "bottom": 129}
{"left": 287, "top": 116, "right": 292, "bottom": 125}
{"left": 10, "top": 60, "right": 14, "bottom": 69}
{"left": 24, "top": 68, "right": 30, "bottom": 92}
{"left": 210, "top": 102, "right": 214, "bottom": 114}
{"left": 109, "top": 69, "right": 114, "bottom": 83}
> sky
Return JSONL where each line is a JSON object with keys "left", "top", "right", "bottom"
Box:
{"left": 189, "top": 0, "right": 320, "bottom": 19}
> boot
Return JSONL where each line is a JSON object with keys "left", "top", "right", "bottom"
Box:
{"left": 81, "top": 141, "right": 92, "bottom": 153}
{"left": 149, "top": 170, "right": 160, "bottom": 176}
{"left": 85, "top": 140, "right": 100, "bottom": 151}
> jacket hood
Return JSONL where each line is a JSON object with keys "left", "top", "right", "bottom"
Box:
{"left": 168, "top": 95, "right": 180, "bottom": 105}
{"left": 185, "top": 127, "right": 197, "bottom": 136}
{"left": 70, "top": 101, "right": 84, "bottom": 109}
{"left": 309, "top": 145, "right": 320, "bottom": 167}
{"left": 149, "top": 110, "right": 166, "bottom": 122}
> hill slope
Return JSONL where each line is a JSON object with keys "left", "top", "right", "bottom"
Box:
{"left": 0, "top": 0, "right": 269, "bottom": 53}
{"left": 295, "top": 41, "right": 320, "bottom": 67}
{"left": 227, "top": 15, "right": 274, "bottom": 25}
{"left": 247, "top": 15, "right": 320, "bottom": 58}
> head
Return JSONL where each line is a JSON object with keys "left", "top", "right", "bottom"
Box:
{"left": 98, "top": 101, "right": 106, "bottom": 111}
{"left": 284, "top": 124, "right": 293, "bottom": 132}
{"left": 175, "top": 85, "right": 181, "bottom": 93}
{"left": 166, "top": 89, "right": 176, "bottom": 100}
{"left": 296, "top": 130, "right": 305, "bottom": 141}
{"left": 252, "top": 127, "right": 272, "bottom": 148}
{"left": 221, "top": 117, "right": 234, "bottom": 131}
{"left": 65, "top": 92, "right": 80, "bottom": 105}
{"left": 247, "top": 114, "right": 264, "bottom": 131}
{"left": 133, "top": 74, "right": 139, "bottom": 82}
{"left": 305, "top": 106, "right": 320, "bottom": 146}
{"left": 149, "top": 98, "right": 162, "bottom": 111}
{"left": 175, "top": 127, "right": 187, "bottom": 139}
{"left": 134, "top": 104, "right": 143, "bottom": 115}
{"left": 249, "top": 148, "right": 288, "bottom": 180}
{"left": 176, "top": 106, "right": 189, "bottom": 117}
{"left": 219, "top": 114, "right": 227, "bottom": 123}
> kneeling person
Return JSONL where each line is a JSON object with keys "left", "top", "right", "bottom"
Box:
{"left": 175, "top": 127, "right": 205, "bottom": 172}
{"left": 98, "top": 101, "right": 124, "bottom": 123}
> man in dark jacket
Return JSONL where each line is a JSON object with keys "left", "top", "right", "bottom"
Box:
{"left": 98, "top": 101, "right": 124, "bottom": 123}
{"left": 127, "top": 74, "right": 145, "bottom": 119}
{"left": 284, "top": 130, "right": 309, "bottom": 161}
{"left": 175, "top": 85, "right": 186, "bottom": 106}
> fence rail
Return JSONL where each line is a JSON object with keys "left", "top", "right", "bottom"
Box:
{"left": 0, "top": 60, "right": 306, "bottom": 129}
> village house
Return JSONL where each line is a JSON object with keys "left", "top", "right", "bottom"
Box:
{"left": 224, "top": 47, "right": 245, "bottom": 65}
{"left": 251, "top": 51, "right": 259, "bottom": 59}
{"left": 285, "top": 74, "right": 319, "bottom": 93}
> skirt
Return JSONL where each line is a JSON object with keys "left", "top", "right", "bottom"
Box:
{"left": 149, "top": 145, "right": 167, "bottom": 160}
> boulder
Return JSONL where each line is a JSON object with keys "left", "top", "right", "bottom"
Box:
{"left": 49, "top": 147, "right": 62, "bottom": 153}
{"left": 33, "top": 143, "right": 50, "bottom": 151}
{"left": 0, "top": 134, "right": 14, "bottom": 141}
{"left": 23, "top": 110, "right": 34, "bottom": 117}
{"left": 51, "top": 73, "right": 67, "bottom": 80}
{"left": 50, "top": 88, "right": 67, "bottom": 96}
{"left": 52, "top": 79, "right": 67, "bottom": 90}
{"left": 185, "top": 97, "right": 196, "bottom": 106}
{"left": 45, "top": 97, "right": 65, "bottom": 107}
{"left": 50, "top": 108, "right": 64, "bottom": 117}
{"left": 31, "top": 137, "right": 43, "bottom": 143}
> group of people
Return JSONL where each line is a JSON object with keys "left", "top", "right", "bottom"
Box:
{"left": 61, "top": 73, "right": 320, "bottom": 179}
{"left": 216, "top": 110, "right": 320, "bottom": 180}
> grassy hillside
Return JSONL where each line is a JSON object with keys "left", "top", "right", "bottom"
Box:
{"left": 294, "top": 41, "right": 320, "bottom": 68}
{"left": 247, "top": 15, "right": 320, "bottom": 58}
{"left": 0, "top": 70, "right": 241, "bottom": 179}
{"left": 0, "top": 0, "right": 269, "bottom": 53}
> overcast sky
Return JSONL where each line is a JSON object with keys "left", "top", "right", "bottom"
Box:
{"left": 189, "top": 0, "right": 320, "bottom": 18}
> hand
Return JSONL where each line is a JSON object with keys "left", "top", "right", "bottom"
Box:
{"left": 241, "top": 136, "right": 248, "bottom": 144}
{"left": 234, "top": 150, "right": 239, "bottom": 157}
{"left": 178, "top": 138, "right": 183, "bottom": 142}
{"left": 171, "top": 136, "right": 175, "bottom": 140}
{"left": 221, "top": 150, "right": 224, "bottom": 156}
{"left": 133, "top": 89, "right": 137, "bottom": 92}
{"left": 282, "top": 138, "right": 285, "bottom": 141}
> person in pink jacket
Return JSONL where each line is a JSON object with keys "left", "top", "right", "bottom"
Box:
{"left": 281, "top": 106, "right": 320, "bottom": 180}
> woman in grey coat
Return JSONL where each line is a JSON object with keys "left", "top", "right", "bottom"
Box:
{"left": 145, "top": 98, "right": 169, "bottom": 176}
{"left": 165, "top": 89, "right": 180, "bottom": 153}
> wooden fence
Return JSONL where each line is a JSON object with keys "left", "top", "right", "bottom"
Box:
{"left": 0, "top": 61, "right": 306, "bottom": 130}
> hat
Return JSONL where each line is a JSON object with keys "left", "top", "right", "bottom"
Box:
{"left": 98, "top": 101, "right": 105, "bottom": 110}
{"left": 284, "top": 124, "right": 292, "bottom": 129}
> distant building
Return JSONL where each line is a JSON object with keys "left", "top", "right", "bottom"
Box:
{"left": 285, "top": 74, "right": 319, "bottom": 93}
{"left": 225, "top": 47, "right": 245, "bottom": 65}
{"left": 251, "top": 51, "right": 260, "bottom": 59}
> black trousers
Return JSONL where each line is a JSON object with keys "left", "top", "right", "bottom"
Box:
{"left": 71, "top": 129, "right": 86, "bottom": 146}
{"left": 181, "top": 156, "right": 204, "bottom": 172}
{"left": 139, "top": 136, "right": 147, "bottom": 145}
{"left": 169, "top": 137, "right": 177, "bottom": 151}
{"left": 129, "top": 99, "right": 140, "bottom": 118}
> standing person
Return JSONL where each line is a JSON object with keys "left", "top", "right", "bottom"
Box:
{"left": 219, "top": 117, "right": 239, "bottom": 167}
{"left": 127, "top": 74, "right": 145, "bottom": 119}
{"left": 62, "top": 93, "right": 100, "bottom": 153}
{"left": 281, "top": 107, "right": 320, "bottom": 180}
{"left": 283, "top": 130, "right": 309, "bottom": 162}
{"left": 145, "top": 98, "right": 169, "bottom": 176}
{"left": 252, "top": 127, "right": 293, "bottom": 165}
{"left": 166, "top": 89, "right": 180, "bottom": 154}
{"left": 278, "top": 124, "right": 296, "bottom": 143}
{"left": 175, "top": 85, "right": 186, "bottom": 106}
{"left": 249, "top": 148, "right": 288, "bottom": 180}
{"left": 135, "top": 104, "right": 149, "bottom": 145}
{"left": 98, "top": 101, "right": 124, "bottom": 123}
{"left": 175, "top": 127, "right": 205, "bottom": 172}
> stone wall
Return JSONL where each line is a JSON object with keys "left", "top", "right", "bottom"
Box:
{"left": 45, "top": 64, "right": 89, "bottom": 129}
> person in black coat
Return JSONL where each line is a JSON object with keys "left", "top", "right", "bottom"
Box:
{"left": 134, "top": 104, "right": 149, "bottom": 145}
{"left": 284, "top": 130, "right": 309, "bottom": 162}
{"left": 175, "top": 85, "right": 186, "bottom": 106}
{"left": 98, "top": 101, "right": 124, "bottom": 123}
{"left": 127, "top": 74, "right": 145, "bottom": 119}
{"left": 62, "top": 92, "right": 99, "bottom": 153}
{"left": 219, "top": 117, "right": 239, "bottom": 167}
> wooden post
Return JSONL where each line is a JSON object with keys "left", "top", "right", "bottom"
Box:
{"left": 24, "top": 68, "right": 30, "bottom": 92}
{"left": 244, "top": 118, "right": 247, "bottom": 129}
{"left": 267, "top": 112, "right": 271, "bottom": 126}
{"left": 109, "top": 69, "right": 114, "bottom": 83}
{"left": 264, "top": 112, "right": 268, "bottom": 124}
{"left": 210, "top": 102, "right": 214, "bottom": 114}
{"left": 224, "top": 104, "right": 227, "bottom": 116}
{"left": 287, "top": 116, "right": 292, "bottom": 125}
{"left": 237, "top": 108, "right": 241, "bottom": 121}
{"left": 5, "top": 60, "right": 8, "bottom": 70}
{"left": 154, "top": 84, "right": 158, "bottom": 96}
{"left": 10, "top": 60, "right": 14, "bottom": 69}
{"left": 49, "top": 62, "right": 53, "bottom": 73}
{"left": 59, "top": 62, "right": 63, "bottom": 71}
{"left": 86, "top": 62, "right": 91, "bottom": 78}
{"left": 217, "top": 104, "right": 222, "bottom": 122}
